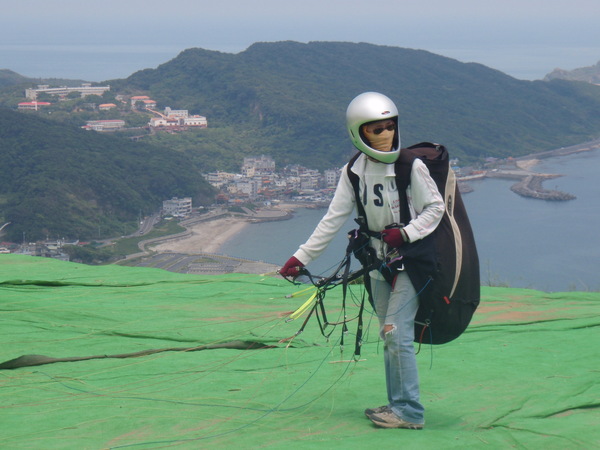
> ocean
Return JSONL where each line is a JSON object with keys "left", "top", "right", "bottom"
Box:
{"left": 221, "top": 149, "right": 600, "bottom": 292}
{"left": 0, "top": 44, "right": 187, "bottom": 81}
{"left": 2, "top": 42, "right": 599, "bottom": 82}
{"left": 3, "top": 43, "right": 598, "bottom": 291}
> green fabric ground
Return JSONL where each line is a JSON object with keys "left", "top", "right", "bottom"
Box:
{"left": 1, "top": 254, "right": 598, "bottom": 449}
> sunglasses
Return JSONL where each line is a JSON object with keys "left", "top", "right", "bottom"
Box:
{"left": 371, "top": 124, "right": 396, "bottom": 135}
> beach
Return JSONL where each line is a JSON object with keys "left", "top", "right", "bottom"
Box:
{"left": 150, "top": 216, "right": 251, "bottom": 254}
{"left": 141, "top": 207, "right": 297, "bottom": 275}
{"left": 149, "top": 205, "right": 295, "bottom": 255}
{"left": 149, "top": 139, "right": 600, "bottom": 257}
{"left": 147, "top": 156, "right": 559, "bottom": 257}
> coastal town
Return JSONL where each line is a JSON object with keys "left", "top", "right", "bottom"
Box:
{"left": 16, "top": 83, "right": 599, "bottom": 206}
{"left": 6, "top": 137, "right": 596, "bottom": 268}
{"left": 7, "top": 83, "right": 600, "bottom": 266}
{"left": 19, "top": 83, "right": 208, "bottom": 132}
{"left": 204, "top": 154, "right": 339, "bottom": 205}
{"left": 204, "top": 140, "right": 600, "bottom": 206}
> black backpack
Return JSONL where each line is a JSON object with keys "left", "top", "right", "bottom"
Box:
{"left": 347, "top": 142, "right": 480, "bottom": 344}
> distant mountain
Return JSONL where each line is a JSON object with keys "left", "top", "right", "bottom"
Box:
{"left": 0, "top": 108, "right": 214, "bottom": 242}
{"left": 3, "top": 42, "right": 600, "bottom": 243}
{"left": 544, "top": 61, "right": 600, "bottom": 84}
{"left": 0, "top": 69, "right": 29, "bottom": 88}
{"left": 109, "top": 41, "right": 600, "bottom": 171}
{"left": 0, "top": 69, "right": 88, "bottom": 88}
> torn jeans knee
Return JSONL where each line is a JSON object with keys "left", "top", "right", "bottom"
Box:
{"left": 380, "top": 323, "right": 397, "bottom": 340}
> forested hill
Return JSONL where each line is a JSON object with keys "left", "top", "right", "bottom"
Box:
{"left": 0, "top": 108, "right": 214, "bottom": 242}
{"left": 3, "top": 42, "right": 600, "bottom": 242}
{"left": 0, "top": 69, "right": 29, "bottom": 88}
{"left": 110, "top": 41, "right": 600, "bottom": 170}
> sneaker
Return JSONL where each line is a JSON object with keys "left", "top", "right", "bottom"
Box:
{"left": 369, "top": 410, "right": 424, "bottom": 429}
{"left": 364, "top": 405, "right": 391, "bottom": 418}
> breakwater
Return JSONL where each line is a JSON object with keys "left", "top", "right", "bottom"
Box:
{"left": 510, "top": 174, "right": 576, "bottom": 201}
{"left": 484, "top": 171, "right": 576, "bottom": 201}
{"left": 505, "top": 138, "right": 600, "bottom": 201}
{"left": 465, "top": 141, "right": 600, "bottom": 201}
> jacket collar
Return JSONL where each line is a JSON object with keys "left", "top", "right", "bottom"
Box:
{"left": 350, "top": 152, "right": 396, "bottom": 177}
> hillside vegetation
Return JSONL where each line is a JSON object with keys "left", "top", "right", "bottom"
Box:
{"left": 110, "top": 41, "right": 600, "bottom": 170}
{"left": 0, "top": 69, "right": 29, "bottom": 88}
{"left": 2, "top": 41, "right": 600, "bottom": 243}
{"left": 0, "top": 108, "right": 214, "bottom": 242}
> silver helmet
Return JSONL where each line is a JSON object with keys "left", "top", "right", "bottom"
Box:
{"left": 346, "top": 92, "right": 401, "bottom": 164}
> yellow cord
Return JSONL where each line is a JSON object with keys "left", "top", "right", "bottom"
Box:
{"left": 285, "top": 285, "right": 317, "bottom": 298}
{"left": 288, "top": 290, "right": 319, "bottom": 321}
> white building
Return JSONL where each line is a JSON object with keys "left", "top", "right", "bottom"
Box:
{"left": 162, "top": 197, "right": 192, "bottom": 217}
{"left": 164, "top": 107, "right": 189, "bottom": 118}
{"left": 242, "top": 155, "right": 275, "bottom": 177}
{"left": 149, "top": 117, "right": 179, "bottom": 128}
{"left": 18, "top": 101, "right": 51, "bottom": 110}
{"left": 83, "top": 119, "right": 125, "bottom": 131}
{"left": 324, "top": 168, "right": 341, "bottom": 188}
{"left": 183, "top": 115, "right": 207, "bottom": 127}
{"left": 204, "top": 171, "right": 236, "bottom": 186}
{"left": 148, "top": 107, "right": 207, "bottom": 128}
{"left": 235, "top": 179, "right": 261, "bottom": 197}
{"left": 25, "top": 83, "right": 110, "bottom": 100}
{"left": 300, "top": 175, "right": 320, "bottom": 190}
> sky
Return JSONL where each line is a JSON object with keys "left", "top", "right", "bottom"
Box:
{"left": 1, "top": 0, "right": 599, "bottom": 81}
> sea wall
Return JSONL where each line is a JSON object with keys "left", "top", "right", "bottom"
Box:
{"left": 509, "top": 174, "right": 576, "bottom": 201}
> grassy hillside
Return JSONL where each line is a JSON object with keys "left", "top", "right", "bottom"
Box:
{"left": 0, "top": 108, "right": 214, "bottom": 242}
{"left": 1, "top": 255, "right": 598, "bottom": 448}
{"left": 110, "top": 41, "right": 600, "bottom": 170}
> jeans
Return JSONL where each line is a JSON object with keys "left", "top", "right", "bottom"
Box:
{"left": 371, "top": 271, "right": 425, "bottom": 424}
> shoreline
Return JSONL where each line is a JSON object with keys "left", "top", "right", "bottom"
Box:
{"left": 147, "top": 142, "right": 599, "bottom": 262}
{"left": 139, "top": 208, "right": 295, "bottom": 275}
{"left": 150, "top": 216, "right": 251, "bottom": 254}
{"left": 148, "top": 205, "right": 298, "bottom": 256}
{"left": 461, "top": 141, "right": 600, "bottom": 201}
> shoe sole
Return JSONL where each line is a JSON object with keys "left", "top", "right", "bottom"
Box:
{"left": 370, "top": 417, "right": 424, "bottom": 430}
{"left": 364, "top": 407, "right": 390, "bottom": 418}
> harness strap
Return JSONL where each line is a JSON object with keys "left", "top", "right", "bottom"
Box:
{"left": 354, "top": 290, "right": 367, "bottom": 356}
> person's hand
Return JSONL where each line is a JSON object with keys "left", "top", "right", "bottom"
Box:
{"left": 279, "top": 256, "right": 304, "bottom": 278}
{"left": 380, "top": 227, "right": 406, "bottom": 248}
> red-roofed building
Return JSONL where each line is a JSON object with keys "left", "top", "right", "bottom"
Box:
{"left": 142, "top": 99, "right": 157, "bottom": 109}
{"left": 18, "top": 101, "right": 51, "bottom": 110}
{"left": 130, "top": 95, "right": 150, "bottom": 106}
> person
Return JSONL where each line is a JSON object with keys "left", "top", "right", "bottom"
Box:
{"left": 279, "top": 92, "right": 445, "bottom": 429}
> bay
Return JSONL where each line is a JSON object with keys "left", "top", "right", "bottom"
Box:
{"left": 462, "top": 149, "right": 599, "bottom": 292}
{"left": 221, "top": 149, "right": 600, "bottom": 292}
{"left": 2, "top": 43, "right": 598, "bottom": 290}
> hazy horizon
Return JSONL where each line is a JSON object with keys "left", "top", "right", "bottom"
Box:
{"left": 1, "top": 0, "right": 599, "bottom": 81}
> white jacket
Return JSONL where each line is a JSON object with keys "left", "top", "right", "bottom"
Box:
{"left": 294, "top": 153, "right": 445, "bottom": 267}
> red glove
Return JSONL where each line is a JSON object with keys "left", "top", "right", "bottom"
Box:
{"left": 380, "top": 227, "right": 406, "bottom": 248}
{"left": 279, "top": 256, "right": 305, "bottom": 278}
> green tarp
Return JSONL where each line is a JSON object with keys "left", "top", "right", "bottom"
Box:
{"left": 1, "top": 254, "right": 598, "bottom": 449}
